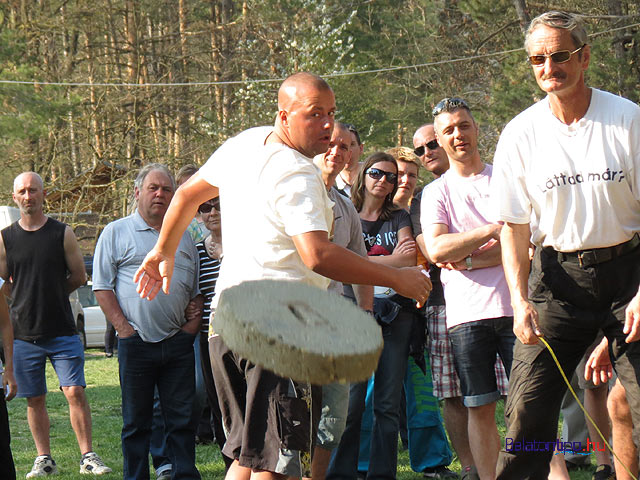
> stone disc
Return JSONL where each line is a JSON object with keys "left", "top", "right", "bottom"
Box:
{"left": 215, "top": 279, "right": 383, "bottom": 385}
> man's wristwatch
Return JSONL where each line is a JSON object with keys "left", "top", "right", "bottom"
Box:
{"left": 465, "top": 255, "right": 473, "bottom": 270}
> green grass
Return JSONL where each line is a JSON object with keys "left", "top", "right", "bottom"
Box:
{"left": 7, "top": 350, "right": 594, "bottom": 479}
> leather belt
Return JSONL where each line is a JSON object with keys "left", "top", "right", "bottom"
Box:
{"left": 547, "top": 233, "right": 640, "bottom": 268}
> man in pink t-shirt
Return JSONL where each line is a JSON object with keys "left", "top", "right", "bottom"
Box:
{"left": 421, "top": 98, "right": 514, "bottom": 480}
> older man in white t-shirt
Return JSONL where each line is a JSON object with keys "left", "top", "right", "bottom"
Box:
{"left": 493, "top": 11, "right": 640, "bottom": 479}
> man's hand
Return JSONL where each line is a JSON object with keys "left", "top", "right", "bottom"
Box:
{"left": 133, "top": 248, "right": 175, "bottom": 300}
{"left": 181, "top": 295, "right": 204, "bottom": 335}
{"left": 185, "top": 295, "right": 204, "bottom": 323}
{"left": 116, "top": 323, "right": 137, "bottom": 339}
{"left": 392, "top": 266, "right": 432, "bottom": 308}
{"left": 512, "top": 299, "right": 542, "bottom": 344}
{"left": 437, "top": 261, "right": 466, "bottom": 271}
{"left": 623, "top": 292, "right": 640, "bottom": 343}
{"left": 584, "top": 337, "right": 612, "bottom": 386}
{"left": 3, "top": 369, "right": 17, "bottom": 401}
{"left": 489, "top": 223, "right": 502, "bottom": 240}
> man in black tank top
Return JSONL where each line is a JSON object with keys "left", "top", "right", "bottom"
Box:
{"left": 0, "top": 172, "right": 111, "bottom": 477}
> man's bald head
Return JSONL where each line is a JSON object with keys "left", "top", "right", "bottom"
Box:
{"left": 278, "top": 72, "right": 332, "bottom": 111}
{"left": 13, "top": 172, "right": 44, "bottom": 193}
{"left": 13, "top": 171, "right": 46, "bottom": 217}
{"left": 272, "top": 72, "right": 336, "bottom": 159}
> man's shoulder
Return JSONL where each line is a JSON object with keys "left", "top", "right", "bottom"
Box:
{"left": 330, "top": 187, "right": 359, "bottom": 216}
{"left": 591, "top": 88, "right": 640, "bottom": 118}
{"left": 503, "top": 97, "right": 549, "bottom": 133}
{"left": 99, "top": 214, "right": 138, "bottom": 242}
{"left": 103, "top": 214, "right": 136, "bottom": 231}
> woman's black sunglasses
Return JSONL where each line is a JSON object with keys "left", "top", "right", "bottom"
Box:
{"left": 366, "top": 168, "right": 397, "bottom": 183}
{"left": 198, "top": 199, "right": 220, "bottom": 214}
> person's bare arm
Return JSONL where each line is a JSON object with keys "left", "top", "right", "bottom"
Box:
{"left": 415, "top": 233, "right": 431, "bottom": 264}
{"left": 353, "top": 284, "right": 373, "bottom": 311}
{"left": 368, "top": 226, "right": 416, "bottom": 268}
{"left": 624, "top": 289, "right": 640, "bottom": 343}
{"left": 0, "top": 285, "right": 16, "bottom": 400}
{"left": 182, "top": 294, "right": 204, "bottom": 335}
{"left": 292, "top": 231, "right": 431, "bottom": 306}
{"left": 438, "top": 239, "right": 502, "bottom": 271}
{"left": 425, "top": 222, "right": 501, "bottom": 264}
{"left": 0, "top": 235, "right": 9, "bottom": 282}
{"left": 94, "top": 290, "right": 136, "bottom": 338}
{"left": 501, "top": 222, "right": 541, "bottom": 344}
{"left": 63, "top": 226, "right": 87, "bottom": 294}
{"left": 135, "top": 173, "right": 219, "bottom": 300}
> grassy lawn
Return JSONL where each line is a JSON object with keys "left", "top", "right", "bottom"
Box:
{"left": 7, "top": 349, "right": 595, "bottom": 479}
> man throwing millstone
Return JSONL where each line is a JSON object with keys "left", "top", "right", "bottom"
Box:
{"left": 133, "top": 72, "right": 432, "bottom": 480}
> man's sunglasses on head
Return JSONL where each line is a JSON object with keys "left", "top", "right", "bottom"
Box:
{"left": 198, "top": 199, "right": 220, "bottom": 214}
{"left": 528, "top": 44, "right": 586, "bottom": 66}
{"left": 414, "top": 140, "right": 439, "bottom": 157}
{"left": 432, "top": 97, "right": 470, "bottom": 117}
{"left": 366, "top": 168, "right": 397, "bottom": 183}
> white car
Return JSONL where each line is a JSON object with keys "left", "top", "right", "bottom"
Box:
{"left": 76, "top": 284, "right": 107, "bottom": 349}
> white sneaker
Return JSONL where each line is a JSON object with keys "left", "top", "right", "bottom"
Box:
{"left": 26, "top": 455, "right": 58, "bottom": 478}
{"left": 79, "top": 452, "right": 112, "bottom": 475}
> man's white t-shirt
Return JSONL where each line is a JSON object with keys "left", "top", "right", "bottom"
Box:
{"left": 421, "top": 165, "right": 513, "bottom": 328}
{"left": 199, "top": 126, "right": 334, "bottom": 313}
{"left": 493, "top": 88, "right": 640, "bottom": 251}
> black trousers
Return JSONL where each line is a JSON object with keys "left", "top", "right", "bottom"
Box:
{"left": 497, "top": 243, "right": 640, "bottom": 479}
{"left": 0, "top": 391, "right": 16, "bottom": 480}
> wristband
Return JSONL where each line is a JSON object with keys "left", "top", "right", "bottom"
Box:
{"left": 465, "top": 255, "right": 473, "bottom": 270}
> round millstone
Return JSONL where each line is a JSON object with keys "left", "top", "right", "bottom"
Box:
{"left": 215, "top": 279, "right": 383, "bottom": 385}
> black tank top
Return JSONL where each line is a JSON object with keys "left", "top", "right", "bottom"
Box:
{"left": 2, "top": 218, "right": 77, "bottom": 341}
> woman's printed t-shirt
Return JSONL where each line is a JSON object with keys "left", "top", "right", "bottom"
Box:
{"left": 361, "top": 209, "right": 412, "bottom": 256}
{"left": 361, "top": 209, "right": 412, "bottom": 297}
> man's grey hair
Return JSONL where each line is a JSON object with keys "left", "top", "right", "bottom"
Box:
{"left": 134, "top": 163, "right": 176, "bottom": 192}
{"left": 525, "top": 11, "right": 588, "bottom": 54}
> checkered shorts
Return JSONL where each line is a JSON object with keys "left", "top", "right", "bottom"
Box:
{"left": 426, "top": 305, "right": 509, "bottom": 399}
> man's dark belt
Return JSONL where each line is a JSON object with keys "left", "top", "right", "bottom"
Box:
{"left": 546, "top": 233, "right": 640, "bottom": 268}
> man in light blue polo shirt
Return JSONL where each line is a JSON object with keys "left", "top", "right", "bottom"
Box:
{"left": 93, "top": 163, "right": 201, "bottom": 480}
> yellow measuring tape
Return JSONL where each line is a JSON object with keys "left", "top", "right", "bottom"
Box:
{"left": 538, "top": 336, "right": 637, "bottom": 480}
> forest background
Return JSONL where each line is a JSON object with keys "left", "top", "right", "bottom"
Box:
{"left": 0, "top": 0, "right": 638, "bottom": 252}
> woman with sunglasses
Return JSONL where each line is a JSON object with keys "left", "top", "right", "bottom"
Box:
{"left": 330, "top": 152, "right": 417, "bottom": 480}
{"left": 194, "top": 198, "right": 232, "bottom": 470}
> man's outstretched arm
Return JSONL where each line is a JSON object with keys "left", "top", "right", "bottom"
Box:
{"left": 134, "top": 173, "right": 218, "bottom": 300}
{"left": 292, "top": 231, "right": 432, "bottom": 307}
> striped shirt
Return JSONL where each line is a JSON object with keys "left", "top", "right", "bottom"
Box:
{"left": 196, "top": 240, "right": 221, "bottom": 334}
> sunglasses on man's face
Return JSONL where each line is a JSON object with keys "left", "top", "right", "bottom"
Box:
{"left": 528, "top": 44, "right": 586, "bottom": 66}
{"left": 198, "top": 200, "right": 220, "bottom": 214}
{"left": 366, "top": 167, "right": 397, "bottom": 184}
{"left": 414, "top": 140, "right": 439, "bottom": 157}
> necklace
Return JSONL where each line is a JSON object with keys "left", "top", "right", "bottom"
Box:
{"left": 205, "top": 235, "right": 223, "bottom": 260}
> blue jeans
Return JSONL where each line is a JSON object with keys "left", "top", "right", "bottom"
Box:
{"left": 118, "top": 330, "right": 200, "bottom": 480}
{"left": 448, "top": 317, "right": 515, "bottom": 407}
{"left": 327, "top": 308, "right": 413, "bottom": 480}
{"left": 357, "top": 355, "right": 452, "bottom": 473}
{"left": 150, "top": 335, "right": 207, "bottom": 475}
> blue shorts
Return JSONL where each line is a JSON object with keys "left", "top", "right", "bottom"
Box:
{"left": 448, "top": 317, "right": 515, "bottom": 407}
{"left": 13, "top": 335, "right": 86, "bottom": 398}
